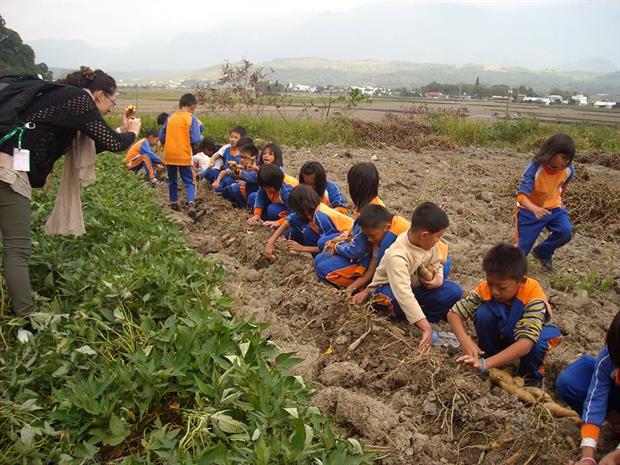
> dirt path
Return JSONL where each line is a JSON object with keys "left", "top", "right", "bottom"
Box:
{"left": 158, "top": 145, "right": 620, "bottom": 465}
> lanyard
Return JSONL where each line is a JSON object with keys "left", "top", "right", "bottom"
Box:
{"left": 0, "top": 122, "right": 36, "bottom": 149}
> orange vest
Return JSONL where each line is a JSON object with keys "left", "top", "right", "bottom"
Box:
{"left": 163, "top": 111, "right": 193, "bottom": 166}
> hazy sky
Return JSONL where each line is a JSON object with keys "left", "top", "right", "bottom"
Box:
{"left": 3, "top": 0, "right": 619, "bottom": 71}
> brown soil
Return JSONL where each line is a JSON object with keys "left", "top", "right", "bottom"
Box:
{"left": 157, "top": 144, "right": 620, "bottom": 465}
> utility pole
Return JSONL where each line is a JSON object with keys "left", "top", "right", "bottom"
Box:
{"left": 505, "top": 87, "right": 512, "bottom": 119}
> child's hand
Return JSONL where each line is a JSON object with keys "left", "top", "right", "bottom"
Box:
{"left": 420, "top": 268, "right": 443, "bottom": 289}
{"left": 456, "top": 354, "right": 483, "bottom": 371}
{"left": 248, "top": 215, "right": 262, "bottom": 225}
{"left": 212, "top": 180, "right": 220, "bottom": 190}
{"left": 418, "top": 329, "right": 433, "bottom": 352}
{"left": 286, "top": 240, "right": 305, "bottom": 253}
{"left": 263, "top": 220, "right": 280, "bottom": 229}
{"left": 349, "top": 289, "right": 370, "bottom": 305}
{"left": 264, "top": 243, "right": 275, "bottom": 259}
{"left": 207, "top": 160, "right": 215, "bottom": 168}
{"left": 599, "top": 449, "right": 620, "bottom": 465}
{"left": 461, "top": 338, "right": 485, "bottom": 358}
{"left": 531, "top": 205, "right": 551, "bottom": 219}
{"left": 345, "top": 283, "right": 359, "bottom": 296}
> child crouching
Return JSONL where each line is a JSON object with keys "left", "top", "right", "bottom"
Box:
{"left": 447, "top": 243, "right": 562, "bottom": 384}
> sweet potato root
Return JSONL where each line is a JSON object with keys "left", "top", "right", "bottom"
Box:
{"left": 487, "top": 368, "right": 580, "bottom": 422}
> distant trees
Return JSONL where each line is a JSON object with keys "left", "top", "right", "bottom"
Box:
{"left": 0, "top": 15, "right": 52, "bottom": 79}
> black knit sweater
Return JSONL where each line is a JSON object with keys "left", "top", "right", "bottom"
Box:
{"left": 0, "top": 85, "right": 135, "bottom": 187}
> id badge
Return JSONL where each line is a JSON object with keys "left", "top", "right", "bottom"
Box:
{"left": 13, "top": 148, "right": 30, "bottom": 172}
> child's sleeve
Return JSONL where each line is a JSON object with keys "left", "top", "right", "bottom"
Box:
{"left": 315, "top": 213, "right": 339, "bottom": 251}
{"left": 384, "top": 255, "right": 426, "bottom": 324}
{"left": 140, "top": 139, "right": 162, "bottom": 164}
{"left": 580, "top": 347, "right": 616, "bottom": 448}
{"left": 335, "top": 223, "right": 369, "bottom": 259}
{"left": 513, "top": 300, "right": 546, "bottom": 342}
{"left": 516, "top": 162, "right": 538, "bottom": 203}
{"left": 253, "top": 188, "right": 267, "bottom": 217}
{"left": 326, "top": 181, "right": 348, "bottom": 210}
{"left": 159, "top": 119, "right": 168, "bottom": 145}
{"left": 449, "top": 291, "right": 483, "bottom": 321}
{"left": 240, "top": 170, "right": 258, "bottom": 184}
{"left": 376, "top": 232, "right": 397, "bottom": 264}
{"left": 189, "top": 117, "right": 202, "bottom": 145}
{"left": 566, "top": 164, "right": 576, "bottom": 185}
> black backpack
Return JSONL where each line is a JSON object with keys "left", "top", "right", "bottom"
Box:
{"left": 0, "top": 75, "right": 63, "bottom": 144}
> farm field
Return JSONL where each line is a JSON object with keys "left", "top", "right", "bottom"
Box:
{"left": 158, "top": 141, "right": 620, "bottom": 464}
{"left": 0, "top": 121, "right": 618, "bottom": 464}
{"left": 117, "top": 90, "right": 620, "bottom": 125}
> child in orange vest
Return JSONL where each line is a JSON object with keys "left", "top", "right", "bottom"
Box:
{"left": 556, "top": 311, "right": 620, "bottom": 465}
{"left": 159, "top": 94, "right": 203, "bottom": 218}
{"left": 515, "top": 133, "right": 576, "bottom": 271}
{"left": 263, "top": 185, "right": 354, "bottom": 260}
{"left": 448, "top": 243, "right": 562, "bottom": 384}
{"left": 315, "top": 204, "right": 410, "bottom": 291}
{"left": 124, "top": 128, "right": 163, "bottom": 187}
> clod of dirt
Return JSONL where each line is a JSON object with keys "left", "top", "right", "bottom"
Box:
{"left": 312, "top": 386, "right": 399, "bottom": 442}
{"left": 320, "top": 361, "right": 365, "bottom": 387}
{"left": 283, "top": 344, "right": 321, "bottom": 382}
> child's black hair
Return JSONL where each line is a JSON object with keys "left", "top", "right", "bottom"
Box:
{"left": 156, "top": 112, "right": 169, "bottom": 126}
{"left": 347, "top": 162, "right": 379, "bottom": 210}
{"left": 357, "top": 204, "right": 394, "bottom": 229}
{"left": 606, "top": 311, "right": 620, "bottom": 367}
{"left": 260, "top": 143, "right": 284, "bottom": 167}
{"left": 410, "top": 202, "right": 449, "bottom": 233}
{"left": 482, "top": 243, "right": 528, "bottom": 282}
{"left": 230, "top": 126, "right": 247, "bottom": 137}
{"left": 179, "top": 93, "right": 198, "bottom": 108}
{"left": 533, "top": 133, "right": 576, "bottom": 165}
{"left": 240, "top": 144, "right": 259, "bottom": 159}
{"left": 257, "top": 164, "right": 284, "bottom": 189}
{"left": 144, "top": 128, "right": 159, "bottom": 138}
{"left": 198, "top": 137, "right": 218, "bottom": 153}
{"left": 299, "top": 161, "right": 328, "bottom": 198}
{"left": 288, "top": 185, "right": 322, "bottom": 219}
{"left": 236, "top": 136, "right": 254, "bottom": 149}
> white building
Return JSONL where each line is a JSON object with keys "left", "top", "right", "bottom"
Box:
{"left": 594, "top": 101, "right": 615, "bottom": 109}
{"left": 571, "top": 95, "right": 588, "bottom": 105}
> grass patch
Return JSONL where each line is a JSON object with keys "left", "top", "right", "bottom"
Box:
{"left": 0, "top": 156, "right": 373, "bottom": 464}
{"left": 425, "top": 114, "right": 620, "bottom": 152}
{"left": 107, "top": 111, "right": 619, "bottom": 154}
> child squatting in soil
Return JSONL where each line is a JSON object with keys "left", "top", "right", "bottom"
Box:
{"left": 314, "top": 204, "right": 410, "bottom": 292}
{"left": 192, "top": 138, "right": 221, "bottom": 179}
{"left": 124, "top": 128, "right": 164, "bottom": 187}
{"left": 514, "top": 133, "right": 576, "bottom": 271}
{"left": 557, "top": 310, "right": 620, "bottom": 465}
{"left": 447, "top": 243, "right": 562, "bottom": 384}
{"left": 298, "top": 161, "right": 348, "bottom": 214}
{"left": 263, "top": 185, "right": 354, "bottom": 260}
{"left": 312, "top": 162, "right": 385, "bottom": 281}
{"left": 210, "top": 135, "right": 253, "bottom": 193}
{"left": 351, "top": 202, "right": 463, "bottom": 350}
{"left": 159, "top": 93, "right": 203, "bottom": 218}
{"left": 248, "top": 163, "right": 299, "bottom": 228}
{"left": 222, "top": 143, "right": 260, "bottom": 208}
{"left": 203, "top": 126, "right": 246, "bottom": 186}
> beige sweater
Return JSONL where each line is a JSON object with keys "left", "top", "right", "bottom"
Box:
{"left": 366, "top": 232, "right": 443, "bottom": 324}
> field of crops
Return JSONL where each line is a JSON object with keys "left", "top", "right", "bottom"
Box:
{"left": 0, "top": 157, "right": 372, "bottom": 464}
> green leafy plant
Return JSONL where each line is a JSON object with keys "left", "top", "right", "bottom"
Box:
{"left": 0, "top": 156, "right": 374, "bottom": 464}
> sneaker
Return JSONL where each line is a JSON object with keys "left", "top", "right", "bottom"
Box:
{"left": 532, "top": 248, "right": 554, "bottom": 272}
{"left": 148, "top": 179, "right": 161, "bottom": 188}
{"left": 170, "top": 201, "right": 180, "bottom": 211}
{"left": 187, "top": 202, "right": 198, "bottom": 220}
